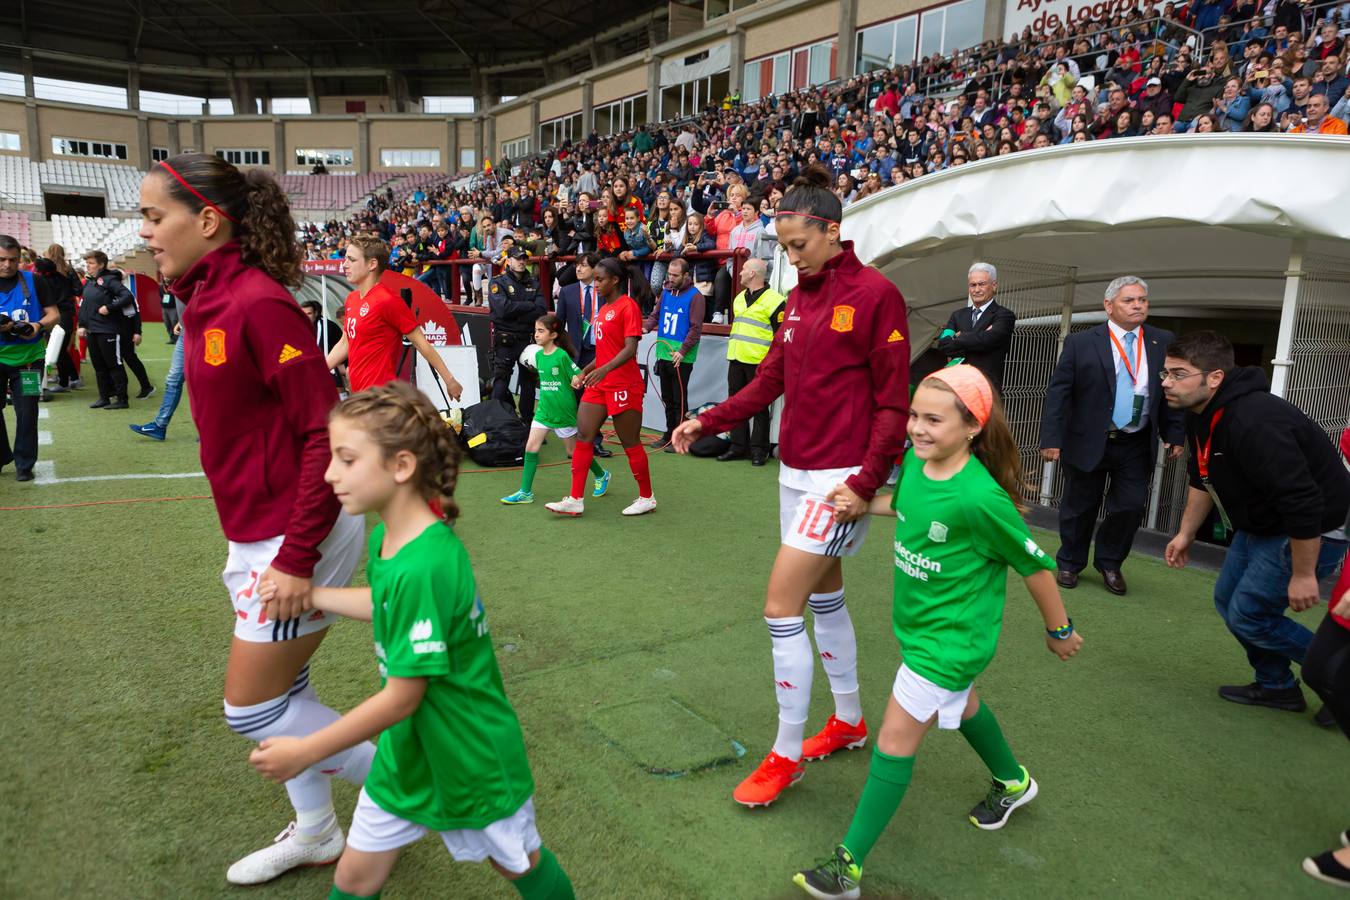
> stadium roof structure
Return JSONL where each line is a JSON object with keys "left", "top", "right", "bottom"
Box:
{"left": 7, "top": 0, "right": 673, "bottom": 101}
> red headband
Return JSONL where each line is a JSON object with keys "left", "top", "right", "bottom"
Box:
{"left": 776, "top": 211, "right": 840, "bottom": 226}
{"left": 159, "top": 162, "right": 239, "bottom": 225}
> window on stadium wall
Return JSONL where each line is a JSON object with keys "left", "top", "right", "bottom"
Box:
{"left": 742, "top": 40, "right": 836, "bottom": 104}
{"left": 541, "top": 113, "right": 583, "bottom": 150}
{"left": 295, "top": 148, "right": 353, "bottom": 168}
{"left": 596, "top": 95, "right": 647, "bottom": 137}
{"left": 380, "top": 148, "right": 441, "bottom": 167}
{"left": 919, "top": 0, "right": 984, "bottom": 59}
{"left": 857, "top": 16, "right": 919, "bottom": 72}
{"left": 660, "top": 72, "right": 729, "bottom": 119}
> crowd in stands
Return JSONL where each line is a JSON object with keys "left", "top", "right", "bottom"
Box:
{"left": 284, "top": 0, "right": 1347, "bottom": 319}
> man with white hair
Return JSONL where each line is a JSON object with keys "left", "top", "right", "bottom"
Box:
{"left": 720, "top": 257, "right": 786, "bottom": 465}
{"left": 1039, "top": 275, "right": 1185, "bottom": 595}
{"left": 936, "top": 262, "right": 1016, "bottom": 393}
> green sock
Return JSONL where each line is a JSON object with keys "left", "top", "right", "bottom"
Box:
{"left": 958, "top": 701, "right": 1023, "bottom": 784}
{"left": 840, "top": 748, "right": 914, "bottom": 866}
{"left": 588, "top": 459, "right": 606, "bottom": 477}
{"left": 328, "top": 886, "right": 380, "bottom": 900}
{"left": 520, "top": 452, "right": 539, "bottom": 493}
{"left": 513, "top": 847, "right": 575, "bottom": 899}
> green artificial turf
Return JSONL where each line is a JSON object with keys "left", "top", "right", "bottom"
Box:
{"left": 2, "top": 350, "right": 1344, "bottom": 899}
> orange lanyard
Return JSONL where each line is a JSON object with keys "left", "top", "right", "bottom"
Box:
{"left": 1195, "top": 408, "right": 1226, "bottom": 479}
{"left": 1109, "top": 327, "right": 1143, "bottom": 385}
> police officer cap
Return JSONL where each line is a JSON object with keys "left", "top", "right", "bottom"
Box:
{"left": 507, "top": 246, "right": 529, "bottom": 260}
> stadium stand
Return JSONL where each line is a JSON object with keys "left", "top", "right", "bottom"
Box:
{"left": 0, "top": 210, "right": 31, "bottom": 246}
{"left": 0, "top": 156, "right": 43, "bottom": 206}
{"left": 38, "top": 160, "right": 144, "bottom": 211}
{"left": 51, "top": 214, "right": 145, "bottom": 263}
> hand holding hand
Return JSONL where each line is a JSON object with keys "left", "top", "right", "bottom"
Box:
{"left": 258, "top": 566, "right": 312, "bottom": 623}
{"left": 570, "top": 374, "right": 584, "bottom": 389}
{"left": 249, "top": 736, "right": 310, "bottom": 783}
{"left": 828, "top": 483, "right": 867, "bottom": 523}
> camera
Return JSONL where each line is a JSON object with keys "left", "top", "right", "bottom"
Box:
{"left": 0, "top": 312, "right": 37, "bottom": 339}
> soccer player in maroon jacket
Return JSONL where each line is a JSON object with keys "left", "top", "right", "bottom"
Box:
{"left": 139, "top": 154, "right": 371, "bottom": 885}
{"left": 673, "top": 165, "right": 910, "bottom": 807}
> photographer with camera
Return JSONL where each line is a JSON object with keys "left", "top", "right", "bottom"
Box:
{"left": 0, "top": 233, "right": 59, "bottom": 482}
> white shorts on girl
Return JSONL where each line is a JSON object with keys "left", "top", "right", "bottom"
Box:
{"left": 530, "top": 420, "right": 578, "bottom": 439}
{"left": 779, "top": 464, "right": 871, "bottom": 557}
{"left": 347, "top": 788, "right": 542, "bottom": 874}
{"left": 892, "top": 663, "right": 973, "bottom": 730}
{"left": 223, "top": 511, "right": 365, "bottom": 643}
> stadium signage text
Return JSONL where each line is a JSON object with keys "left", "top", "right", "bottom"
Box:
{"left": 1006, "top": 0, "right": 1143, "bottom": 36}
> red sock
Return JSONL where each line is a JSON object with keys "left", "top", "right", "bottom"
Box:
{"left": 625, "top": 445, "right": 653, "bottom": 498}
{"left": 570, "top": 440, "right": 594, "bottom": 499}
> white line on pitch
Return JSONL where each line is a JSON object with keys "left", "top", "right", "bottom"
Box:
{"left": 38, "top": 430, "right": 51, "bottom": 446}
{"left": 34, "top": 469, "right": 206, "bottom": 485}
{"left": 38, "top": 408, "right": 49, "bottom": 419}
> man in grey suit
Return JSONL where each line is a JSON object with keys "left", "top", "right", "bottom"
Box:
{"left": 1039, "top": 276, "right": 1186, "bottom": 595}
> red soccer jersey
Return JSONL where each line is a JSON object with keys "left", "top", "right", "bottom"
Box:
{"left": 344, "top": 282, "right": 418, "bottom": 392}
{"left": 592, "top": 294, "right": 643, "bottom": 390}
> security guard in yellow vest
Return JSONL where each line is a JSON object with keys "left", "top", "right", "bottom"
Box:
{"left": 721, "top": 257, "right": 785, "bottom": 465}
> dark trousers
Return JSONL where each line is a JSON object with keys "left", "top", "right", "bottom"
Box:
{"left": 120, "top": 329, "right": 151, "bottom": 392}
{"left": 1305, "top": 609, "right": 1350, "bottom": 742}
{"left": 490, "top": 332, "right": 538, "bottom": 424}
{"left": 710, "top": 268, "right": 733, "bottom": 320}
{"left": 728, "top": 360, "right": 769, "bottom": 452}
{"left": 162, "top": 305, "right": 180, "bottom": 341}
{"left": 55, "top": 308, "right": 77, "bottom": 386}
{"left": 1056, "top": 429, "right": 1152, "bottom": 572}
{"left": 654, "top": 358, "right": 692, "bottom": 436}
{"left": 0, "top": 358, "right": 41, "bottom": 473}
{"left": 87, "top": 332, "right": 129, "bottom": 402}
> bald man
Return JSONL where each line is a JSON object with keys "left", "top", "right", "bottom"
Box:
{"left": 722, "top": 257, "right": 787, "bottom": 465}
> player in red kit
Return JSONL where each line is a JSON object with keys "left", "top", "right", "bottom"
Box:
{"left": 325, "top": 235, "right": 462, "bottom": 398}
{"left": 545, "top": 258, "right": 656, "bottom": 517}
{"left": 673, "top": 165, "right": 910, "bottom": 808}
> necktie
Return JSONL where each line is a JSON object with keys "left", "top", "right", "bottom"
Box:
{"left": 1112, "top": 331, "right": 1137, "bottom": 430}
{"left": 583, "top": 285, "right": 594, "bottom": 345}
{"left": 971, "top": 305, "right": 982, "bottom": 329}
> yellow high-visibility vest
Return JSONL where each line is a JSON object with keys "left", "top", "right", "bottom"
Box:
{"left": 727, "top": 287, "right": 784, "bottom": 364}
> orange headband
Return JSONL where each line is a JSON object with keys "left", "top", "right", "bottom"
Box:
{"left": 924, "top": 364, "right": 994, "bottom": 426}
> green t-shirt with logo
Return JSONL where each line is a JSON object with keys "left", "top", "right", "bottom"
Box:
{"left": 889, "top": 449, "right": 1056, "bottom": 691}
{"left": 364, "top": 521, "right": 535, "bottom": 830}
{"left": 532, "top": 346, "right": 583, "bottom": 429}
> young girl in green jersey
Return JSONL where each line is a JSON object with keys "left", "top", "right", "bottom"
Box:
{"left": 501, "top": 313, "right": 611, "bottom": 505}
{"left": 793, "top": 365, "right": 1084, "bottom": 900}
{"left": 251, "top": 381, "right": 575, "bottom": 900}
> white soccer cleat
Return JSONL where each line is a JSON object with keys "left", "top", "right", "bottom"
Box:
{"left": 622, "top": 495, "right": 658, "bottom": 516}
{"left": 225, "top": 821, "right": 344, "bottom": 885}
{"left": 545, "top": 496, "right": 585, "bottom": 516}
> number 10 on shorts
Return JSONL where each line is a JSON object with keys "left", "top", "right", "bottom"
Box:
{"left": 797, "top": 499, "right": 834, "bottom": 543}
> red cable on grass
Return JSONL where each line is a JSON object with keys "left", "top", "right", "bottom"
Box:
{"left": 0, "top": 495, "right": 213, "bottom": 511}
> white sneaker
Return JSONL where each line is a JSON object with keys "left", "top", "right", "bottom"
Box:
{"left": 545, "top": 496, "right": 585, "bottom": 516}
{"left": 225, "top": 821, "right": 344, "bottom": 885}
{"left": 622, "top": 495, "right": 658, "bottom": 516}
{"left": 712, "top": 312, "right": 726, "bottom": 324}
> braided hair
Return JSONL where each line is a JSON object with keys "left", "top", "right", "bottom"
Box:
{"left": 331, "top": 381, "right": 462, "bottom": 522}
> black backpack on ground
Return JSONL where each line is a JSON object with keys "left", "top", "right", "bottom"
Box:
{"left": 458, "top": 400, "right": 527, "bottom": 467}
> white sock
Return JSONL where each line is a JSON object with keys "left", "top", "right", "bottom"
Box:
{"left": 287, "top": 667, "right": 376, "bottom": 785}
{"left": 766, "top": 615, "right": 812, "bottom": 760}
{"left": 224, "top": 692, "right": 335, "bottom": 835}
{"left": 809, "top": 589, "right": 862, "bottom": 726}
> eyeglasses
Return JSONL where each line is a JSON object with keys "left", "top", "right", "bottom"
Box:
{"left": 1159, "top": 368, "right": 1210, "bottom": 383}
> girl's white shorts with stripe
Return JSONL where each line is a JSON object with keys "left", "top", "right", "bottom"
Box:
{"left": 222, "top": 511, "right": 365, "bottom": 643}
{"left": 347, "top": 788, "right": 542, "bottom": 874}
{"left": 778, "top": 464, "right": 870, "bottom": 557}
{"left": 892, "top": 663, "right": 973, "bottom": 730}
{"left": 530, "top": 420, "right": 578, "bottom": 439}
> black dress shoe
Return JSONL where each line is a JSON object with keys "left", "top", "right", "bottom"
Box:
{"left": 717, "top": 449, "right": 748, "bottom": 462}
{"left": 1315, "top": 705, "right": 1338, "bottom": 728}
{"left": 104, "top": 399, "right": 130, "bottom": 410}
{"left": 750, "top": 451, "right": 769, "bottom": 467}
{"left": 650, "top": 434, "right": 672, "bottom": 451}
{"left": 1218, "top": 681, "right": 1307, "bottom": 712}
{"left": 1055, "top": 569, "right": 1078, "bottom": 589}
{"left": 16, "top": 468, "right": 34, "bottom": 482}
{"left": 136, "top": 384, "right": 156, "bottom": 399}
{"left": 89, "top": 398, "right": 110, "bottom": 409}
{"left": 1100, "top": 569, "right": 1127, "bottom": 595}
{"left": 594, "top": 447, "right": 613, "bottom": 458}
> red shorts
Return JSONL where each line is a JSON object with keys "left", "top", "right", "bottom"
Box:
{"left": 581, "top": 384, "right": 643, "bottom": 416}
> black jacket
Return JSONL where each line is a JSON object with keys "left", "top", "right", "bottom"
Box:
{"left": 488, "top": 270, "right": 545, "bottom": 337}
{"left": 938, "top": 300, "right": 1017, "bottom": 392}
{"left": 1040, "top": 321, "right": 1185, "bottom": 472}
{"left": 1185, "top": 366, "right": 1350, "bottom": 539}
{"left": 78, "top": 269, "right": 136, "bottom": 335}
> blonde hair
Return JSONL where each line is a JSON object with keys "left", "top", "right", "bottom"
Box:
{"left": 347, "top": 235, "right": 390, "bottom": 273}
{"left": 331, "top": 381, "right": 462, "bottom": 521}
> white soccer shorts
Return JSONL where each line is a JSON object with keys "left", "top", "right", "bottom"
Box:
{"left": 530, "top": 421, "right": 578, "bottom": 439}
{"left": 778, "top": 464, "right": 871, "bottom": 557}
{"left": 347, "top": 788, "right": 542, "bottom": 874}
{"left": 891, "top": 664, "right": 973, "bottom": 730}
{"left": 222, "top": 512, "right": 365, "bottom": 642}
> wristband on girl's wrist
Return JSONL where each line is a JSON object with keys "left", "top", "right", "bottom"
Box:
{"left": 1046, "top": 619, "right": 1075, "bottom": 640}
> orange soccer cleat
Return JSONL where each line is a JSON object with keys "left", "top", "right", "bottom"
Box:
{"left": 732, "top": 750, "right": 806, "bottom": 807}
{"left": 801, "top": 715, "right": 868, "bottom": 761}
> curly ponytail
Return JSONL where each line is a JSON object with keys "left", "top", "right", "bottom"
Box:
{"left": 154, "top": 153, "right": 303, "bottom": 288}
{"left": 331, "top": 381, "right": 463, "bottom": 522}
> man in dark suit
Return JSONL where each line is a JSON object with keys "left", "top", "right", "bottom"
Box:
{"left": 1039, "top": 275, "right": 1185, "bottom": 595}
{"left": 556, "top": 251, "right": 611, "bottom": 457}
{"left": 936, "top": 262, "right": 1016, "bottom": 393}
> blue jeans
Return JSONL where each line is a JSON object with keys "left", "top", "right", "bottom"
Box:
{"left": 1214, "top": 531, "right": 1349, "bottom": 689}
{"left": 153, "top": 335, "right": 185, "bottom": 429}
